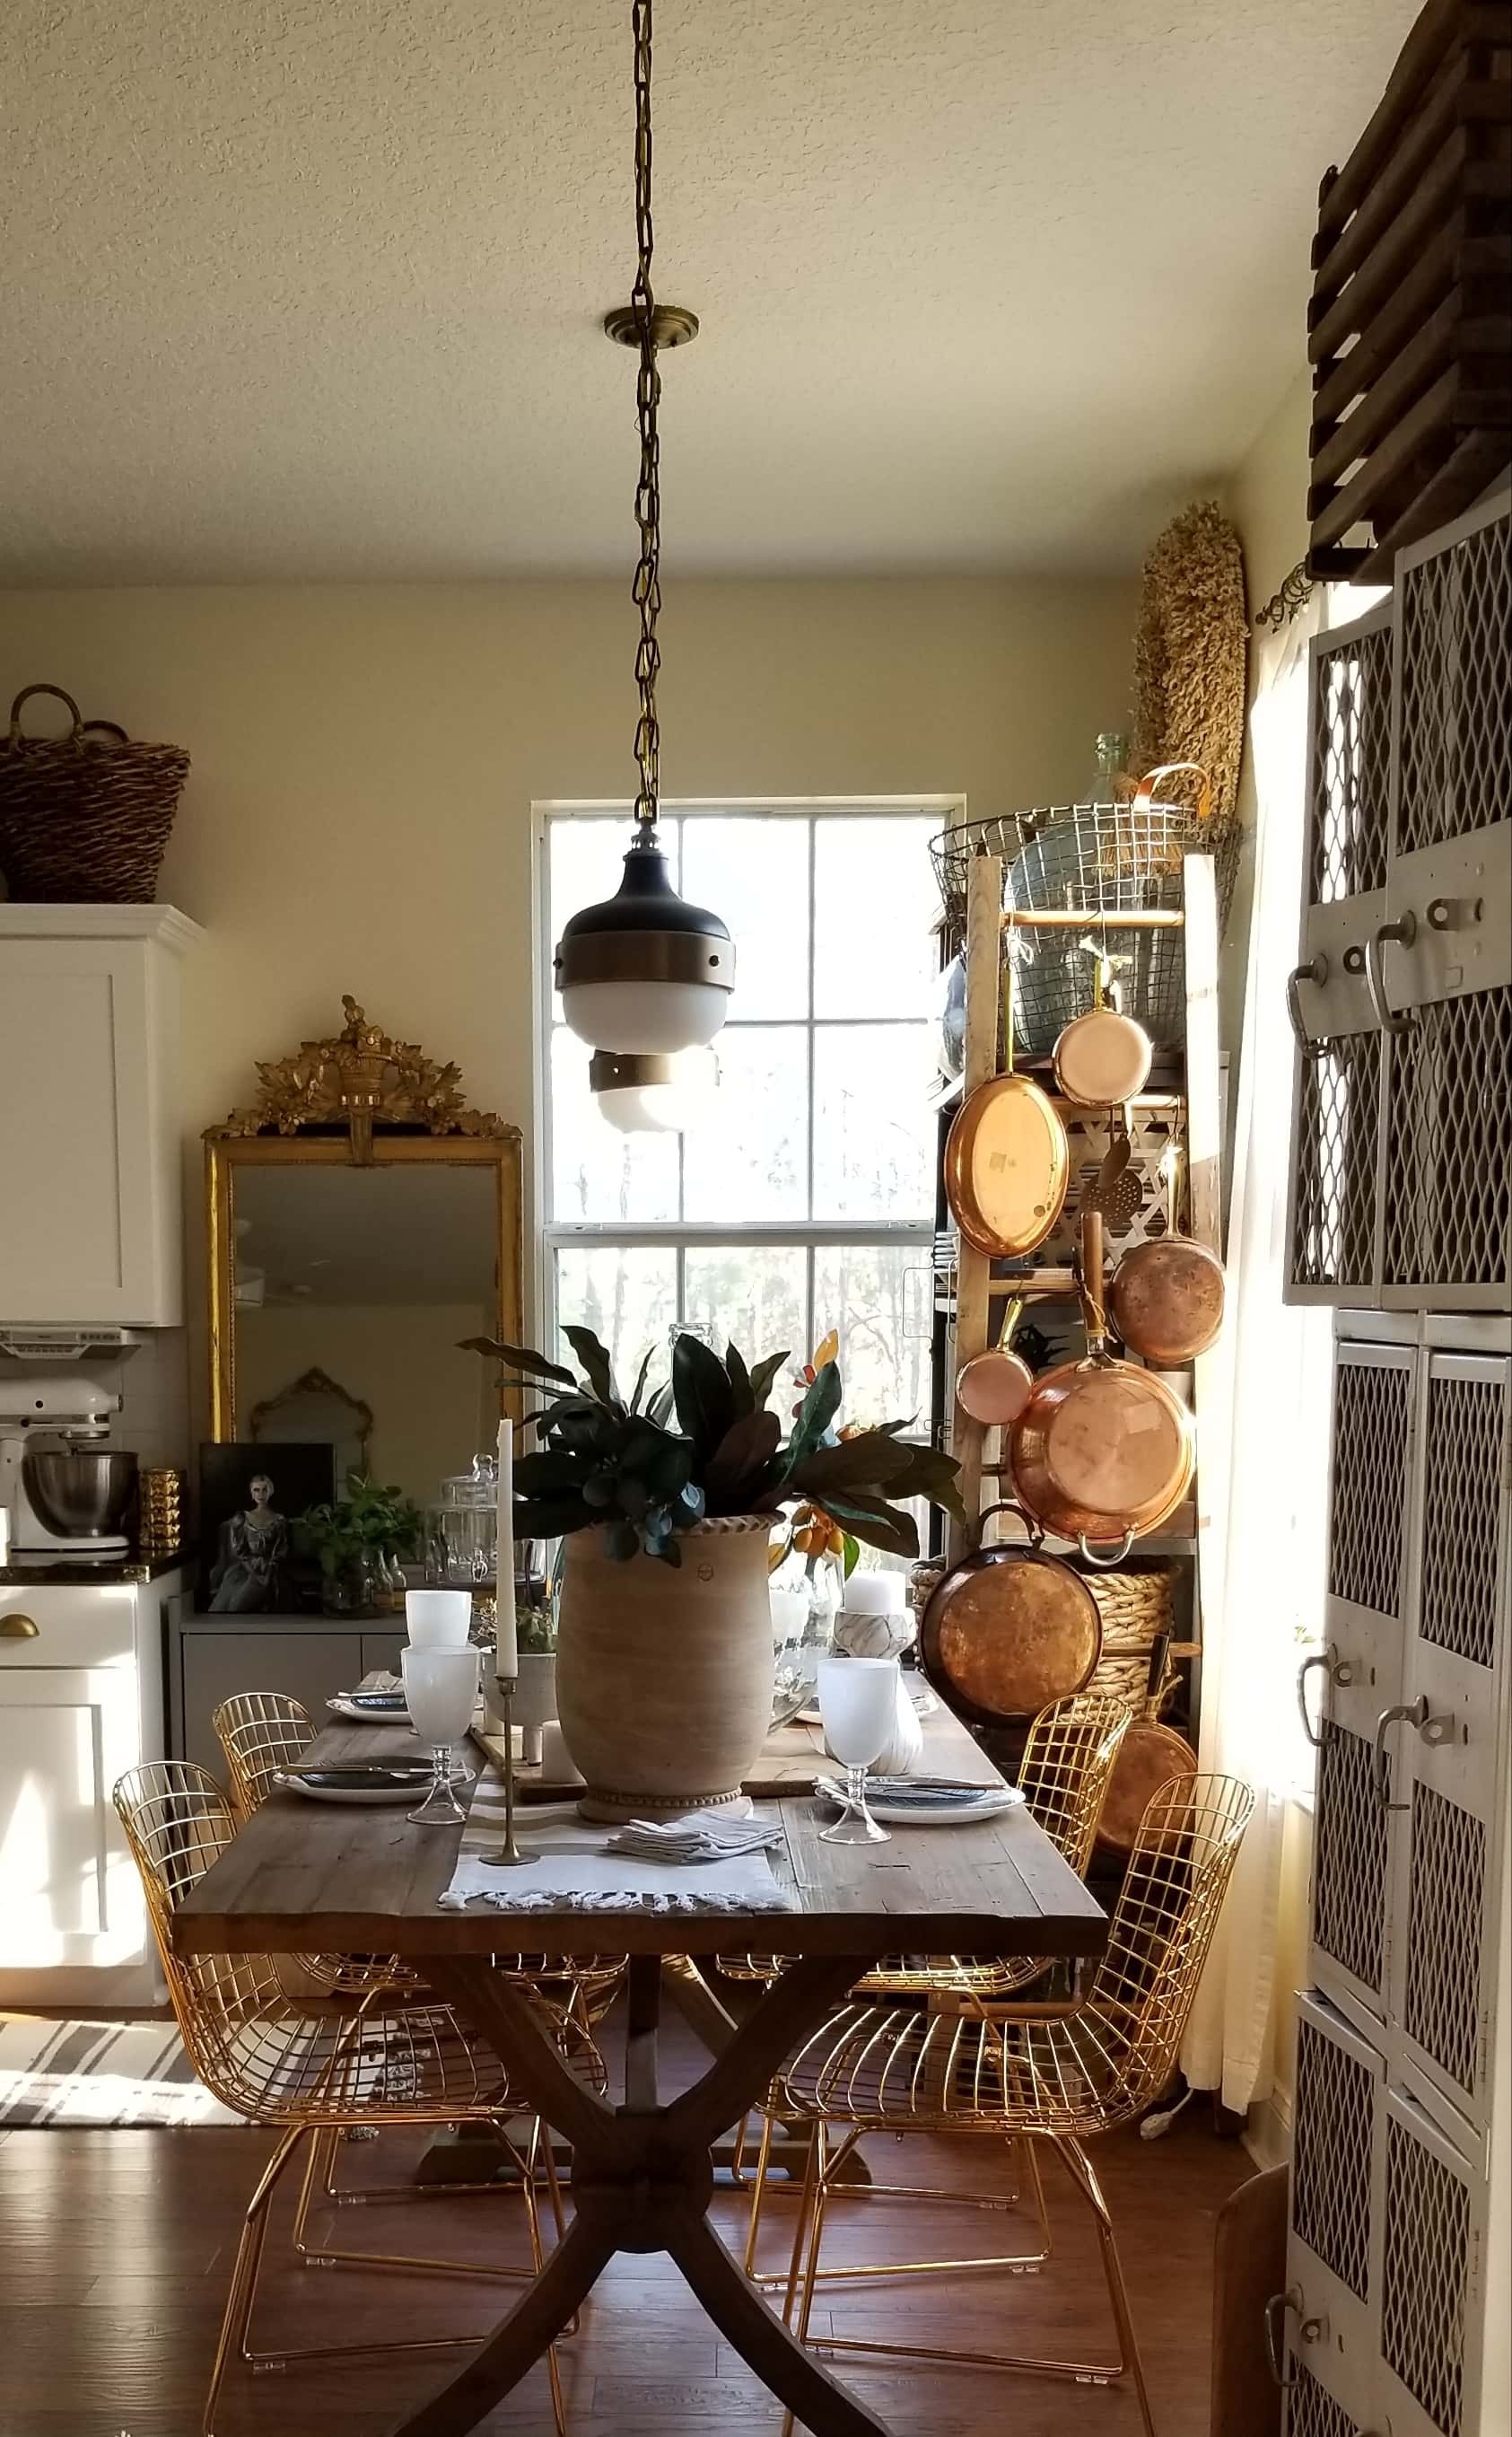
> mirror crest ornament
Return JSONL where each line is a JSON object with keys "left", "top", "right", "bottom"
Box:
{"left": 214, "top": 994, "right": 511, "bottom": 1161}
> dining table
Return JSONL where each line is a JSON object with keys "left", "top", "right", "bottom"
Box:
{"left": 173, "top": 1693, "right": 1108, "bottom": 2437}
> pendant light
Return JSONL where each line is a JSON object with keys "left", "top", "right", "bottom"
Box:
{"left": 555, "top": 0, "right": 734, "bottom": 1100}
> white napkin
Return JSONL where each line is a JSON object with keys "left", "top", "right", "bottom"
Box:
{"left": 607, "top": 1816, "right": 786, "bottom": 1863}
{"left": 438, "top": 1775, "right": 795, "bottom": 1916}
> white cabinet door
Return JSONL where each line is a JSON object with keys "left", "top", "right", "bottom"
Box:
{"left": 0, "top": 919, "right": 190, "bottom": 1325}
{"left": 0, "top": 1664, "right": 146, "bottom": 1973}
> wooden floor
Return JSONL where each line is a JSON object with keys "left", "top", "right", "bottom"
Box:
{"left": 0, "top": 2100, "right": 1250, "bottom": 2437}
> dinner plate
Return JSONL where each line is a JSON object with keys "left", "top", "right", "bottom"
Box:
{"left": 328, "top": 1694, "right": 415, "bottom": 1724}
{"left": 815, "top": 1775, "right": 1025, "bottom": 1827}
{"left": 274, "top": 1764, "right": 471, "bottom": 1807}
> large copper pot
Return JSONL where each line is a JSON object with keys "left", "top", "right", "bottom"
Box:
{"left": 1010, "top": 1211, "right": 1195, "bottom": 1565}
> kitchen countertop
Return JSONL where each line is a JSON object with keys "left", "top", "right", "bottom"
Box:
{"left": 0, "top": 1549, "right": 190, "bottom": 1588}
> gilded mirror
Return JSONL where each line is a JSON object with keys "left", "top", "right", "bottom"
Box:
{"left": 205, "top": 999, "right": 523, "bottom": 1513}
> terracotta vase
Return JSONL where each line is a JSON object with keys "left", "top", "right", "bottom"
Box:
{"left": 555, "top": 1514, "right": 775, "bottom": 1821}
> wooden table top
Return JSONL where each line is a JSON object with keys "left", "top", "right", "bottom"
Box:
{"left": 174, "top": 1695, "right": 1107, "bottom": 1965}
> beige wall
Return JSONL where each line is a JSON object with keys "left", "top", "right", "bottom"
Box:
{"left": 1219, "top": 372, "right": 1312, "bottom": 1043}
{"left": 0, "top": 572, "right": 1134, "bottom": 1389}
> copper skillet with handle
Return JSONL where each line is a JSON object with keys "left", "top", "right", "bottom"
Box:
{"left": 1010, "top": 1207, "right": 1195, "bottom": 1565}
{"left": 920, "top": 1499, "right": 1103, "bottom": 1728}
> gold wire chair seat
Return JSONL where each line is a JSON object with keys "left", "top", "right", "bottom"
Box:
{"left": 759, "top": 1772, "right": 1254, "bottom": 2437}
{"left": 114, "top": 1758, "right": 599, "bottom": 2437}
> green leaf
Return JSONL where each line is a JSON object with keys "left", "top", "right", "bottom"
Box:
{"left": 783, "top": 1361, "right": 842, "bottom": 1469}
{"left": 725, "top": 1343, "right": 755, "bottom": 1417}
{"left": 748, "top": 1349, "right": 791, "bottom": 1413}
{"left": 627, "top": 1345, "right": 657, "bottom": 1415}
{"left": 653, "top": 1533, "right": 683, "bottom": 1569}
{"left": 802, "top": 1492, "right": 919, "bottom": 1557}
{"left": 603, "top": 1516, "right": 640, "bottom": 1561}
{"left": 647, "top": 1381, "right": 677, "bottom": 1428}
{"left": 842, "top": 1533, "right": 861, "bottom": 1578}
{"left": 785, "top": 1427, "right": 916, "bottom": 1497}
{"left": 884, "top": 1442, "right": 969, "bottom": 1525}
{"left": 672, "top": 1333, "right": 737, "bottom": 1462}
{"left": 564, "top": 1325, "right": 618, "bottom": 1406}
{"left": 515, "top": 1448, "right": 593, "bottom": 1498}
{"left": 703, "top": 1408, "right": 782, "bottom": 1512}
{"left": 459, "top": 1335, "right": 575, "bottom": 1386}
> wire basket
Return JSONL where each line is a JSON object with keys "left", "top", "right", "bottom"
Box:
{"left": 929, "top": 767, "right": 1219, "bottom": 1056}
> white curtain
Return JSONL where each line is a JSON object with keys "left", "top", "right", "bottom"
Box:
{"left": 1182, "top": 599, "right": 1333, "bottom": 2112}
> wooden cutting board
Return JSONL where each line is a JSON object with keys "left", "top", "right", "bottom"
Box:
{"left": 468, "top": 1715, "right": 834, "bottom": 1801}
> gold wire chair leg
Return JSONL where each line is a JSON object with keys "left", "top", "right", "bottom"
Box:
{"left": 1053, "top": 2133, "right": 1158, "bottom": 2437}
{"left": 741, "top": 2106, "right": 780, "bottom": 2274}
{"left": 287, "top": 2116, "right": 541, "bottom": 2285}
{"left": 777, "top": 2115, "right": 826, "bottom": 2437}
{"left": 752, "top": 2121, "right": 1050, "bottom": 2292}
{"left": 519, "top": 2118, "right": 569, "bottom": 2437}
{"left": 204, "top": 2125, "right": 306, "bottom": 2436}
{"left": 537, "top": 2118, "right": 582, "bottom": 2338}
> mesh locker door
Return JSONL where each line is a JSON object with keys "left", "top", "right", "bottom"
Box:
{"left": 1390, "top": 1347, "right": 1511, "bottom": 2131}
{"left": 1310, "top": 1342, "right": 1413, "bottom": 2023}
{"left": 1286, "top": 604, "right": 1395, "bottom": 1306}
{"left": 1375, "top": 2085, "right": 1489, "bottom": 2437}
{"left": 1286, "top": 1993, "right": 1386, "bottom": 2401}
{"left": 1377, "top": 492, "right": 1512, "bottom": 1311}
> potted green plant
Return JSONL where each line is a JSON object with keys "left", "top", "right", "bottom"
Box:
{"left": 295, "top": 1476, "right": 424, "bottom": 1619}
{"left": 465, "top": 1326, "right": 963, "bottom": 1819}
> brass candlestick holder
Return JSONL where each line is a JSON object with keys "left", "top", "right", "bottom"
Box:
{"left": 479, "top": 1678, "right": 538, "bottom": 1869}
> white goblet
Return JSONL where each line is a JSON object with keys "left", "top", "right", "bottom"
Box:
{"left": 816, "top": 1654, "right": 899, "bottom": 1845}
{"left": 401, "top": 1645, "right": 479, "bottom": 1825}
{"left": 405, "top": 1588, "right": 474, "bottom": 1649}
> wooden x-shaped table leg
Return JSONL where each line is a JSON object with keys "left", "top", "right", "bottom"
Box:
{"left": 389, "top": 1950, "right": 897, "bottom": 2437}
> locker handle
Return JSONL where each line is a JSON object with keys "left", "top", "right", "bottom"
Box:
{"left": 1285, "top": 957, "right": 1329, "bottom": 1060}
{"left": 1296, "top": 1646, "right": 1352, "bottom": 1749}
{"left": 1364, "top": 913, "right": 1417, "bottom": 1036}
{"left": 1263, "top": 2288, "right": 1326, "bottom": 2387}
{"left": 1373, "top": 1693, "right": 1455, "bottom": 1811}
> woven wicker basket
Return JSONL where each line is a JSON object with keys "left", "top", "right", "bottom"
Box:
{"left": 0, "top": 685, "right": 188, "bottom": 904}
{"left": 1087, "top": 1562, "right": 1176, "bottom": 1652}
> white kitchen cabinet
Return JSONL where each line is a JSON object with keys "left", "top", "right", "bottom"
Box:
{"left": 0, "top": 904, "right": 203, "bottom": 1326}
{"left": 0, "top": 1566, "right": 186, "bottom": 2008}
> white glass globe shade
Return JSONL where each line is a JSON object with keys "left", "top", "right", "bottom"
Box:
{"left": 595, "top": 1051, "right": 719, "bottom": 1135}
{"left": 561, "top": 978, "right": 729, "bottom": 1054}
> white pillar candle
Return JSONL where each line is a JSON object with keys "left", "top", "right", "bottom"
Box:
{"left": 843, "top": 1566, "right": 905, "bottom": 1615}
{"left": 494, "top": 1416, "right": 518, "bottom": 1679}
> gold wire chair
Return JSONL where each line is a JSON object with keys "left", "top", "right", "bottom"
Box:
{"left": 213, "top": 1690, "right": 626, "bottom": 2028}
{"left": 767, "top": 1771, "right": 1254, "bottom": 2437}
{"left": 115, "top": 1760, "right": 606, "bottom": 2437}
{"left": 739, "top": 1690, "right": 1132, "bottom": 2279}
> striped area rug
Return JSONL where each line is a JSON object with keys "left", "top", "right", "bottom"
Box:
{"left": 0, "top": 2014, "right": 242, "bottom": 2126}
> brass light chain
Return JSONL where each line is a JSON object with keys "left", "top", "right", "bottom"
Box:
{"left": 630, "top": 0, "right": 661, "bottom": 831}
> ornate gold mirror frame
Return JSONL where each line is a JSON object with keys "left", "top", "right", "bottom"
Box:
{"left": 205, "top": 997, "right": 523, "bottom": 1443}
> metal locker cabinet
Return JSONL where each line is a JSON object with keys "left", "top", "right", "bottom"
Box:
{"left": 1388, "top": 1327, "right": 1512, "bottom": 2135}
{"left": 1286, "top": 602, "right": 1395, "bottom": 1307}
{"left": 1374, "top": 2082, "right": 1490, "bottom": 2437}
{"left": 1307, "top": 1332, "right": 1415, "bottom": 2031}
{"left": 1281, "top": 1992, "right": 1387, "bottom": 2423}
{"left": 1376, "top": 489, "right": 1512, "bottom": 1313}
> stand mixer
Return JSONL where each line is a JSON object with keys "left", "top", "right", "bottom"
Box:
{"left": 0, "top": 1367, "right": 137, "bottom": 1556}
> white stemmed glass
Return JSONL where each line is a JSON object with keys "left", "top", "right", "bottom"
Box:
{"left": 816, "top": 1655, "right": 898, "bottom": 1845}
{"left": 404, "top": 1588, "right": 474, "bottom": 1649}
{"left": 401, "top": 1645, "right": 479, "bottom": 1826}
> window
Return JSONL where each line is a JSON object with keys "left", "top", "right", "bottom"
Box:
{"left": 538, "top": 803, "right": 951, "bottom": 1425}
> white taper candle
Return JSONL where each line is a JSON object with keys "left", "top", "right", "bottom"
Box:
{"left": 494, "top": 1416, "right": 518, "bottom": 1679}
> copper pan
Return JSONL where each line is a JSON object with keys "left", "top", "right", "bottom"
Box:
{"left": 920, "top": 1501, "right": 1102, "bottom": 1728}
{"left": 1108, "top": 1234, "right": 1226, "bottom": 1366}
{"left": 943, "top": 945, "right": 1069, "bottom": 1259}
{"left": 1009, "top": 1208, "right": 1195, "bottom": 1565}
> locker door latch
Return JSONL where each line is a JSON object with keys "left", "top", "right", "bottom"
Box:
{"left": 1373, "top": 1693, "right": 1455, "bottom": 1811}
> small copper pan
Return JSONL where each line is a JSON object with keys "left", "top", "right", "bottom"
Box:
{"left": 1108, "top": 1235, "right": 1226, "bottom": 1366}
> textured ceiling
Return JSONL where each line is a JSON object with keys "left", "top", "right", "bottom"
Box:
{"left": 1, "top": 0, "right": 1416, "bottom": 582}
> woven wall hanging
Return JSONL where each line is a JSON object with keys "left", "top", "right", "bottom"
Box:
{"left": 1128, "top": 501, "right": 1247, "bottom": 929}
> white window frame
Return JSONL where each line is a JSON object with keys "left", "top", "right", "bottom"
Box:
{"left": 531, "top": 796, "right": 961, "bottom": 1362}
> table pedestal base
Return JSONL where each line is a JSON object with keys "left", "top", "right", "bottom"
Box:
{"left": 389, "top": 1950, "right": 897, "bottom": 2437}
